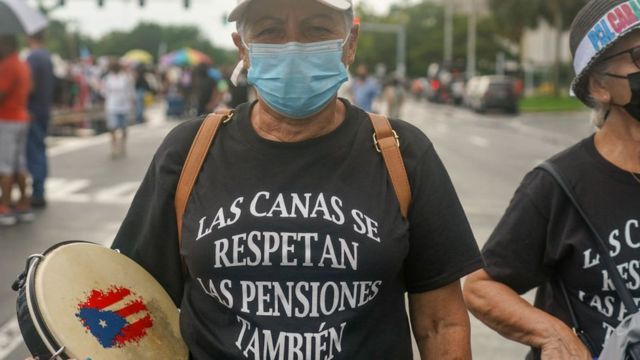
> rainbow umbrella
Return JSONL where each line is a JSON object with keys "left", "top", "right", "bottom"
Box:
{"left": 122, "top": 49, "right": 153, "bottom": 65}
{"left": 160, "top": 48, "right": 212, "bottom": 66}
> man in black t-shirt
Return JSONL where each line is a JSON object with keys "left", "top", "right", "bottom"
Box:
{"left": 463, "top": 1, "right": 640, "bottom": 359}
{"left": 112, "top": 0, "right": 483, "bottom": 359}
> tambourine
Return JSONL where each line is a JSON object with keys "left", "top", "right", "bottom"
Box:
{"left": 12, "top": 241, "right": 188, "bottom": 360}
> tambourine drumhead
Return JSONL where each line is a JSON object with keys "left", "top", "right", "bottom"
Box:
{"left": 26, "top": 242, "right": 187, "bottom": 359}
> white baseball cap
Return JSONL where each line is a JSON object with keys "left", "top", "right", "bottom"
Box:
{"left": 228, "top": 0, "right": 352, "bottom": 22}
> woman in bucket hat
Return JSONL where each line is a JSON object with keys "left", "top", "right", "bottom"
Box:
{"left": 111, "top": 0, "right": 483, "bottom": 358}
{"left": 464, "top": 0, "right": 640, "bottom": 358}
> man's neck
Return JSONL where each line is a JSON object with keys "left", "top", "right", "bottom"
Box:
{"left": 251, "top": 99, "right": 346, "bottom": 143}
{"left": 595, "top": 110, "right": 640, "bottom": 173}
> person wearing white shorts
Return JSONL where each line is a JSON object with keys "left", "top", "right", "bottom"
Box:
{"left": 0, "top": 35, "right": 34, "bottom": 226}
{"left": 102, "top": 60, "right": 134, "bottom": 158}
{"left": 0, "top": 121, "right": 32, "bottom": 225}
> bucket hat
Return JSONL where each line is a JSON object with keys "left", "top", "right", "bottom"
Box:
{"left": 570, "top": 0, "right": 640, "bottom": 106}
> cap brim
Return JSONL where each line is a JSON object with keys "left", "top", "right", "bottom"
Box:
{"left": 228, "top": 0, "right": 351, "bottom": 22}
{"left": 228, "top": 1, "right": 252, "bottom": 22}
{"left": 316, "top": 0, "right": 351, "bottom": 11}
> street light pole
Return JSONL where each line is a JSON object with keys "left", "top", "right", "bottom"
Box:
{"left": 466, "top": 0, "right": 477, "bottom": 78}
{"left": 397, "top": 25, "right": 407, "bottom": 79}
{"left": 444, "top": 0, "right": 454, "bottom": 64}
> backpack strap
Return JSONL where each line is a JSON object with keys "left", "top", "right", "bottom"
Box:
{"left": 175, "top": 110, "right": 234, "bottom": 250}
{"left": 538, "top": 161, "right": 638, "bottom": 313}
{"left": 369, "top": 113, "right": 412, "bottom": 219}
{"left": 175, "top": 110, "right": 411, "bottom": 253}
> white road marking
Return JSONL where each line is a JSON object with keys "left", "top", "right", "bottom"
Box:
{"left": 47, "top": 134, "right": 110, "bottom": 157}
{"left": 93, "top": 182, "right": 140, "bottom": 205}
{"left": 47, "top": 116, "right": 174, "bottom": 159}
{"left": 469, "top": 135, "right": 490, "bottom": 148}
{"left": 431, "top": 122, "right": 450, "bottom": 135}
{"left": 47, "top": 178, "right": 91, "bottom": 203}
{"left": 0, "top": 317, "right": 22, "bottom": 359}
{"left": 44, "top": 178, "right": 141, "bottom": 205}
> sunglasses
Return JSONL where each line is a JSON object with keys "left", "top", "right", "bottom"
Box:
{"left": 600, "top": 45, "right": 640, "bottom": 69}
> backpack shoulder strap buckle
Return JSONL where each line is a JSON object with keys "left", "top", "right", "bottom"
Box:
{"left": 372, "top": 129, "right": 399, "bottom": 153}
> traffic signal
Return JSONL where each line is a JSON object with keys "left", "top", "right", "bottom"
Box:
{"left": 183, "top": 0, "right": 190, "bottom": 8}
{"left": 97, "top": 0, "right": 104, "bottom": 7}
{"left": 58, "top": 0, "right": 65, "bottom": 6}
{"left": 138, "top": 0, "right": 145, "bottom": 6}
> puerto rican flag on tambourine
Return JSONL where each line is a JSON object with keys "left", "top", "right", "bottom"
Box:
{"left": 76, "top": 286, "right": 153, "bottom": 349}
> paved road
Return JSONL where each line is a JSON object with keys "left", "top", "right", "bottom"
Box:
{"left": 403, "top": 103, "right": 593, "bottom": 359}
{"left": 0, "top": 101, "right": 594, "bottom": 359}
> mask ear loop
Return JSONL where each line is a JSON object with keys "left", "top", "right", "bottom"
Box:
{"left": 341, "top": 32, "right": 353, "bottom": 72}
{"left": 230, "top": 61, "right": 244, "bottom": 87}
{"left": 341, "top": 33, "right": 351, "bottom": 48}
{"left": 231, "top": 38, "right": 251, "bottom": 87}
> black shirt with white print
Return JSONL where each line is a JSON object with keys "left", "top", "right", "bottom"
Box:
{"left": 112, "top": 99, "right": 482, "bottom": 359}
{"left": 482, "top": 135, "right": 640, "bottom": 358}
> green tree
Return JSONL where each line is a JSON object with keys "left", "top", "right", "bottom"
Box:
{"left": 91, "top": 23, "right": 236, "bottom": 66}
{"left": 539, "top": 0, "right": 589, "bottom": 95}
{"left": 488, "top": 0, "right": 541, "bottom": 48}
{"left": 43, "top": 19, "right": 95, "bottom": 59}
{"left": 355, "top": 1, "right": 511, "bottom": 78}
{"left": 489, "top": 0, "right": 589, "bottom": 94}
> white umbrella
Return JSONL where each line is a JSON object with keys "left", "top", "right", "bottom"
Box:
{"left": 0, "top": 0, "right": 48, "bottom": 35}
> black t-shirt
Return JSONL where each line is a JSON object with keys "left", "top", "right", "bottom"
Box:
{"left": 112, "top": 100, "right": 482, "bottom": 359}
{"left": 483, "top": 135, "right": 640, "bottom": 357}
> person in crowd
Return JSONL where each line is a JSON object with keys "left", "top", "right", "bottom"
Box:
{"left": 351, "top": 64, "right": 380, "bottom": 113}
{"left": 383, "top": 77, "right": 406, "bottom": 118}
{"left": 463, "top": 1, "right": 640, "bottom": 359}
{"left": 192, "top": 63, "right": 220, "bottom": 116}
{"left": 112, "top": 0, "right": 482, "bottom": 358}
{"left": 164, "top": 67, "right": 185, "bottom": 119}
{"left": 134, "top": 64, "right": 151, "bottom": 124}
{"left": 0, "top": 35, "right": 33, "bottom": 226}
{"left": 25, "top": 30, "right": 54, "bottom": 208}
{"left": 102, "top": 59, "right": 134, "bottom": 158}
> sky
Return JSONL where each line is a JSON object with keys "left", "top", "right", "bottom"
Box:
{"left": 34, "top": 0, "right": 403, "bottom": 50}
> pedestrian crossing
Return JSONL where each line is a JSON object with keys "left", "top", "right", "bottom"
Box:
{"left": 46, "top": 178, "right": 140, "bottom": 205}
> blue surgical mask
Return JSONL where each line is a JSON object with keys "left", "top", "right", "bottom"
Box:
{"left": 246, "top": 39, "right": 349, "bottom": 119}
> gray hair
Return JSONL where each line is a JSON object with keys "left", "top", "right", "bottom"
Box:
{"left": 236, "top": 8, "right": 354, "bottom": 42}
{"left": 586, "top": 60, "right": 613, "bottom": 129}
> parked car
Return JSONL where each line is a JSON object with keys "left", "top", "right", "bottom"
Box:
{"left": 464, "top": 75, "right": 519, "bottom": 114}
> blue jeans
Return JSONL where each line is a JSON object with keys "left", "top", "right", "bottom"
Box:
{"left": 135, "top": 89, "right": 145, "bottom": 124}
{"left": 27, "top": 114, "right": 49, "bottom": 200}
{"left": 106, "top": 112, "right": 129, "bottom": 130}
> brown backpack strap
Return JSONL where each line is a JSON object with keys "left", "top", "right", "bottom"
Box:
{"left": 175, "top": 110, "right": 234, "bottom": 250}
{"left": 369, "top": 113, "right": 412, "bottom": 219}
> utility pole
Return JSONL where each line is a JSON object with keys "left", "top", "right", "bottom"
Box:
{"left": 397, "top": 25, "right": 407, "bottom": 79}
{"left": 466, "top": 0, "right": 477, "bottom": 78}
{"left": 444, "top": 0, "right": 454, "bottom": 64}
